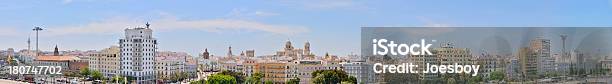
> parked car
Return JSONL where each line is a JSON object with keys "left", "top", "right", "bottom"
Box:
{"left": 93, "top": 80, "right": 102, "bottom": 84}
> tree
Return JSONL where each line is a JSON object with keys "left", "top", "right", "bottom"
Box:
{"left": 246, "top": 72, "right": 264, "bottom": 84}
{"left": 219, "top": 70, "right": 246, "bottom": 84}
{"left": 207, "top": 74, "right": 237, "bottom": 84}
{"left": 490, "top": 70, "right": 505, "bottom": 81}
{"left": 80, "top": 67, "right": 91, "bottom": 78}
{"left": 346, "top": 76, "right": 357, "bottom": 84}
{"left": 311, "top": 70, "right": 356, "bottom": 84}
{"left": 111, "top": 75, "right": 126, "bottom": 84}
{"left": 447, "top": 78, "right": 456, "bottom": 84}
{"left": 190, "top": 79, "right": 206, "bottom": 84}
{"left": 468, "top": 75, "right": 482, "bottom": 83}
{"left": 286, "top": 77, "right": 300, "bottom": 84}
{"left": 264, "top": 80, "right": 274, "bottom": 84}
{"left": 91, "top": 70, "right": 104, "bottom": 80}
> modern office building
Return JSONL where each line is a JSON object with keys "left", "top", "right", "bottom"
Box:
{"left": 118, "top": 23, "right": 157, "bottom": 83}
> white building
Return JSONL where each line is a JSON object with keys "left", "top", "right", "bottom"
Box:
{"left": 601, "top": 56, "right": 612, "bottom": 75}
{"left": 530, "top": 38, "right": 555, "bottom": 75}
{"left": 119, "top": 23, "right": 157, "bottom": 83}
{"left": 288, "top": 60, "right": 341, "bottom": 84}
{"left": 340, "top": 61, "right": 375, "bottom": 84}
{"left": 155, "top": 51, "right": 186, "bottom": 80}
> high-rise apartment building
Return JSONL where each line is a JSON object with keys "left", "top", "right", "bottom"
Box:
{"left": 530, "top": 37, "right": 554, "bottom": 75}
{"left": 518, "top": 47, "right": 538, "bottom": 79}
{"left": 119, "top": 23, "right": 157, "bottom": 83}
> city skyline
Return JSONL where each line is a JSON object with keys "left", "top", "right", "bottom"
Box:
{"left": 3, "top": 0, "right": 612, "bottom": 56}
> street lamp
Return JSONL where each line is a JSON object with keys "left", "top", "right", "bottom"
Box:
{"left": 32, "top": 27, "right": 43, "bottom": 57}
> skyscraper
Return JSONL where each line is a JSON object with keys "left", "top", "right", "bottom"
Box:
{"left": 119, "top": 23, "right": 157, "bottom": 83}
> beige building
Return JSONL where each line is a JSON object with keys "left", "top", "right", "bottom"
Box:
{"left": 409, "top": 54, "right": 438, "bottom": 80}
{"left": 408, "top": 43, "right": 472, "bottom": 80}
{"left": 255, "top": 60, "right": 289, "bottom": 84}
{"left": 289, "top": 60, "right": 341, "bottom": 84}
{"left": 34, "top": 55, "right": 79, "bottom": 74}
{"left": 88, "top": 46, "right": 120, "bottom": 78}
{"left": 436, "top": 43, "right": 472, "bottom": 65}
{"left": 275, "top": 41, "right": 314, "bottom": 60}
{"left": 518, "top": 47, "right": 538, "bottom": 79}
{"left": 601, "top": 56, "right": 612, "bottom": 75}
{"left": 475, "top": 54, "right": 504, "bottom": 78}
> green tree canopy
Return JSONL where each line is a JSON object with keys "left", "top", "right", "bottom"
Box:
{"left": 490, "top": 70, "right": 505, "bottom": 81}
{"left": 264, "top": 80, "right": 273, "bottom": 84}
{"left": 91, "top": 70, "right": 104, "bottom": 80}
{"left": 246, "top": 72, "right": 264, "bottom": 84}
{"left": 286, "top": 77, "right": 300, "bottom": 84}
{"left": 80, "top": 67, "right": 90, "bottom": 77}
{"left": 207, "top": 74, "right": 237, "bottom": 84}
{"left": 311, "top": 70, "right": 357, "bottom": 84}
{"left": 219, "top": 70, "right": 246, "bottom": 84}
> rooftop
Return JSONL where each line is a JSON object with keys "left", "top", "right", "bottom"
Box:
{"left": 36, "top": 55, "right": 78, "bottom": 61}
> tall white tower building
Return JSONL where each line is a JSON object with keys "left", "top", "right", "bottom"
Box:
{"left": 119, "top": 23, "right": 157, "bottom": 83}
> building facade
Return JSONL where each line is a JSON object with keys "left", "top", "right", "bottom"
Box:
{"left": 530, "top": 38, "right": 554, "bottom": 75}
{"left": 518, "top": 47, "right": 538, "bottom": 79}
{"left": 89, "top": 46, "right": 120, "bottom": 78}
{"left": 119, "top": 24, "right": 157, "bottom": 83}
{"left": 155, "top": 51, "right": 187, "bottom": 81}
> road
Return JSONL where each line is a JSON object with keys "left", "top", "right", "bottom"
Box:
{"left": 0, "top": 79, "right": 28, "bottom": 84}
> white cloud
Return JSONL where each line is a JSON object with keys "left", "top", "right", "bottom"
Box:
{"left": 416, "top": 16, "right": 450, "bottom": 27}
{"left": 254, "top": 11, "right": 279, "bottom": 16}
{"left": 402, "top": 27, "right": 455, "bottom": 36}
{"left": 62, "top": 0, "right": 73, "bottom": 4}
{"left": 225, "top": 8, "right": 280, "bottom": 18}
{"left": 398, "top": 17, "right": 455, "bottom": 36}
{"left": 0, "top": 28, "right": 20, "bottom": 37}
{"left": 46, "top": 15, "right": 309, "bottom": 36}
{"left": 281, "top": 0, "right": 357, "bottom": 9}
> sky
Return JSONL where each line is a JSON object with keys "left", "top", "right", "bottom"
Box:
{"left": 2, "top": 0, "right": 612, "bottom": 56}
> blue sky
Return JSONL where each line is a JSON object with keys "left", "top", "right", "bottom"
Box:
{"left": 2, "top": 0, "right": 612, "bottom": 56}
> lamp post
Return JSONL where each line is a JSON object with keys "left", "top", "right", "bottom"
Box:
{"left": 32, "top": 27, "right": 43, "bottom": 57}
